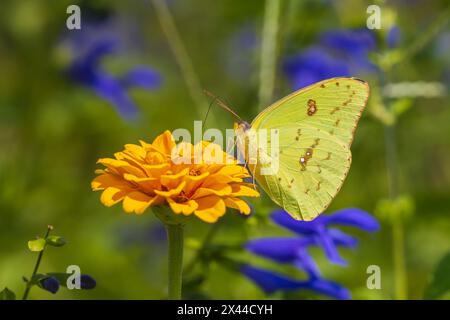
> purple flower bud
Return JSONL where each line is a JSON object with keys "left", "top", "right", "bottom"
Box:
{"left": 40, "top": 276, "right": 60, "bottom": 294}
{"left": 80, "top": 275, "right": 96, "bottom": 289}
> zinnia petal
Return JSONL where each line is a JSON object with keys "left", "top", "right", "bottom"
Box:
{"left": 192, "top": 184, "right": 232, "bottom": 198}
{"left": 167, "top": 198, "right": 198, "bottom": 215}
{"left": 122, "top": 191, "right": 161, "bottom": 214}
{"left": 91, "top": 173, "right": 130, "bottom": 191}
{"left": 194, "top": 196, "right": 226, "bottom": 223}
{"left": 154, "top": 181, "right": 186, "bottom": 197}
{"left": 151, "top": 130, "right": 176, "bottom": 155}
{"left": 224, "top": 197, "right": 251, "bottom": 214}
{"left": 160, "top": 169, "right": 189, "bottom": 189}
{"left": 124, "top": 143, "right": 146, "bottom": 159}
{"left": 100, "top": 186, "right": 131, "bottom": 207}
{"left": 231, "top": 184, "right": 260, "bottom": 197}
{"left": 97, "top": 158, "right": 145, "bottom": 177}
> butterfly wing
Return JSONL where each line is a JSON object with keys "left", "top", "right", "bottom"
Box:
{"left": 250, "top": 77, "right": 369, "bottom": 221}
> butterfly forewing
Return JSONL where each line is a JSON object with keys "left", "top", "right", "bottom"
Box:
{"left": 250, "top": 77, "right": 369, "bottom": 220}
{"left": 252, "top": 77, "right": 369, "bottom": 148}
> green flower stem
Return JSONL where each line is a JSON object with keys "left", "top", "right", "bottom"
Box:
{"left": 166, "top": 223, "right": 184, "bottom": 300}
{"left": 22, "top": 225, "right": 53, "bottom": 300}
{"left": 384, "top": 108, "right": 407, "bottom": 300}
{"left": 150, "top": 0, "right": 214, "bottom": 124}
{"left": 392, "top": 214, "right": 407, "bottom": 299}
{"left": 258, "top": 0, "right": 281, "bottom": 110}
{"left": 153, "top": 206, "right": 186, "bottom": 300}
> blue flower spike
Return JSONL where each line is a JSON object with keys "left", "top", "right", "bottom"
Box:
{"left": 64, "top": 19, "right": 162, "bottom": 119}
{"left": 40, "top": 276, "right": 60, "bottom": 294}
{"left": 283, "top": 29, "right": 378, "bottom": 89}
{"left": 240, "top": 265, "right": 351, "bottom": 300}
{"left": 80, "top": 275, "right": 97, "bottom": 290}
{"left": 271, "top": 208, "right": 379, "bottom": 265}
{"left": 242, "top": 208, "right": 380, "bottom": 299}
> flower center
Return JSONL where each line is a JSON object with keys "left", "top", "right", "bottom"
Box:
{"left": 175, "top": 190, "right": 189, "bottom": 203}
{"left": 189, "top": 169, "right": 201, "bottom": 176}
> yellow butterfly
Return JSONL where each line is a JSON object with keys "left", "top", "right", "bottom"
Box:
{"left": 208, "top": 77, "right": 369, "bottom": 221}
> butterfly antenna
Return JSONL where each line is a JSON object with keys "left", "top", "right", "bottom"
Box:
{"left": 203, "top": 90, "right": 243, "bottom": 121}
{"left": 202, "top": 97, "right": 216, "bottom": 131}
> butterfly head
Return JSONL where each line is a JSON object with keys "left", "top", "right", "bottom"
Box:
{"left": 234, "top": 120, "right": 251, "bottom": 134}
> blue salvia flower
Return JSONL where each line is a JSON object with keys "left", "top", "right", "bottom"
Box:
{"left": 246, "top": 229, "right": 358, "bottom": 278}
{"left": 319, "top": 29, "right": 376, "bottom": 58}
{"left": 283, "top": 29, "right": 377, "bottom": 89}
{"left": 284, "top": 47, "right": 351, "bottom": 90}
{"left": 242, "top": 208, "right": 379, "bottom": 299}
{"left": 80, "top": 275, "right": 97, "bottom": 289}
{"left": 240, "top": 264, "right": 350, "bottom": 300}
{"left": 386, "top": 26, "right": 401, "bottom": 48}
{"left": 40, "top": 276, "right": 60, "bottom": 294}
{"left": 271, "top": 208, "right": 380, "bottom": 265}
{"left": 64, "top": 19, "right": 162, "bottom": 119}
{"left": 116, "top": 222, "right": 166, "bottom": 247}
{"left": 224, "top": 25, "right": 259, "bottom": 82}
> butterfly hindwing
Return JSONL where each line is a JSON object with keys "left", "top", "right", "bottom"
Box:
{"left": 250, "top": 77, "right": 369, "bottom": 220}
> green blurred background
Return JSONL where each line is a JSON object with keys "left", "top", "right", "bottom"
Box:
{"left": 0, "top": 0, "right": 449, "bottom": 299}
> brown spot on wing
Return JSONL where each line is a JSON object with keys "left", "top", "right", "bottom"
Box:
{"left": 307, "top": 99, "right": 317, "bottom": 116}
{"left": 316, "top": 181, "right": 322, "bottom": 191}
{"left": 311, "top": 139, "right": 320, "bottom": 148}
{"left": 299, "top": 148, "right": 314, "bottom": 170}
{"left": 331, "top": 107, "right": 340, "bottom": 114}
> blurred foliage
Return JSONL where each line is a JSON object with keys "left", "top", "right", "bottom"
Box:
{"left": 424, "top": 251, "right": 450, "bottom": 299}
{"left": 0, "top": 0, "right": 449, "bottom": 299}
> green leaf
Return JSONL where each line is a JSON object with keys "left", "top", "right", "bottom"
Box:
{"left": 0, "top": 287, "right": 16, "bottom": 300}
{"left": 28, "top": 238, "right": 46, "bottom": 252}
{"left": 30, "top": 274, "right": 50, "bottom": 286}
{"left": 46, "top": 236, "right": 66, "bottom": 247}
{"left": 424, "top": 251, "right": 450, "bottom": 299}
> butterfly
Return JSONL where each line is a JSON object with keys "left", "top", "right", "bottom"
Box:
{"left": 206, "top": 77, "right": 369, "bottom": 221}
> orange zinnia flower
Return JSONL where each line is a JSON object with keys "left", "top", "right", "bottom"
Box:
{"left": 91, "top": 130, "right": 259, "bottom": 223}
